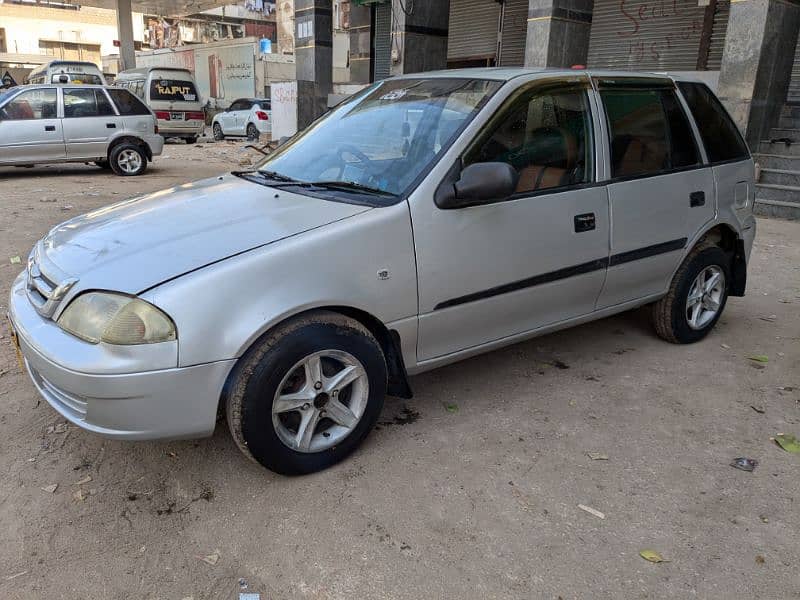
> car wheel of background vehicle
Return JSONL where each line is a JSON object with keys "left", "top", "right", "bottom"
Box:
{"left": 246, "top": 123, "right": 259, "bottom": 141}
{"left": 213, "top": 123, "right": 224, "bottom": 141}
{"left": 651, "top": 242, "right": 730, "bottom": 344}
{"left": 94, "top": 160, "right": 111, "bottom": 170}
{"left": 185, "top": 136, "right": 198, "bottom": 145}
{"left": 109, "top": 143, "right": 147, "bottom": 176}
{"left": 226, "top": 311, "right": 387, "bottom": 475}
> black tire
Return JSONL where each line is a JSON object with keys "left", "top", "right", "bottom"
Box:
{"left": 185, "top": 136, "right": 198, "bottom": 145}
{"left": 213, "top": 123, "right": 224, "bottom": 141}
{"left": 226, "top": 311, "right": 387, "bottom": 475}
{"left": 651, "top": 242, "right": 731, "bottom": 344}
{"left": 108, "top": 142, "right": 147, "bottom": 176}
{"left": 94, "top": 160, "right": 111, "bottom": 170}
{"left": 246, "top": 123, "right": 259, "bottom": 141}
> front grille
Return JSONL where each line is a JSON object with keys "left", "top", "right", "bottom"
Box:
{"left": 25, "top": 241, "right": 77, "bottom": 318}
{"left": 28, "top": 364, "right": 88, "bottom": 420}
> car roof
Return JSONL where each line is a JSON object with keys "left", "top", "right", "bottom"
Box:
{"left": 6, "top": 83, "right": 115, "bottom": 91}
{"left": 392, "top": 67, "right": 704, "bottom": 84}
{"left": 117, "top": 67, "right": 193, "bottom": 76}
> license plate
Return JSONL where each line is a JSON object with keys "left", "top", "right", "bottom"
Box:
{"left": 6, "top": 316, "right": 24, "bottom": 372}
{"left": 170, "top": 112, "right": 184, "bottom": 121}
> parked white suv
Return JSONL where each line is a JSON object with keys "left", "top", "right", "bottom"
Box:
{"left": 7, "top": 69, "right": 755, "bottom": 475}
{"left": 0, "top": 84, "right": 163, "bottom": 175}
{"left": 212, "top": 97, "right": 271, "bottom": 141}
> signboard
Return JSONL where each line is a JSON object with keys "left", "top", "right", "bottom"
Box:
{"left": 1, "top": 71, "right": 19, "bottom": 88}
{"left": 194, "top": 44, "right": 255, "bottom": 104}
{"left": 271, "top": 80, "right": 298, "bottom": 139}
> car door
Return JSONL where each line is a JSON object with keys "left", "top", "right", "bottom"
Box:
{"left": 233, "top": 100, "right": 253, "bottom": 134}
{"left": 0, "top": 87, "right": 65, "bottom": 163}
{"left": 219, "top": 99, "right": 241, "bottom": 134}
{"left": 592, "top": 79, "right": 715, "bottom": 309}
{"left": 61, "top": 88, "right": 121, "bottom": 159}
{"left": 412, "top": 80, "right": 610, "bottom": 361}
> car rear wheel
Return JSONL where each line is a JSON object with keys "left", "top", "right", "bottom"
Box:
{"left": 651, "top": 242, "right": 730, "bottom": 344}
{"left": 226, "top": 311, "right": 387, "bottom": 475}
{"left": 185, "top": 136, "right": 198, "bottom": 145}
{"left": 246, "top": 123, "right": 259, "bottom": 141}
{"left": 213, "top": 123, "right": 224, "bottom": 141}
{"left": 109, "top": 143, "right": 147, "bottom": 176}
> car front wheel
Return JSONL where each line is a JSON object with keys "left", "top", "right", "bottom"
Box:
{"left": 226, "top": 311, "right": 387, "bottom": 475}
{"left": 651, "top": 242, "right": 730, "bottom": 343}
{"left": 109, "top": 143, "right": 147, "bottom": 176}
{"left": 213, "top": 122, "right": 224, "bottom": 141}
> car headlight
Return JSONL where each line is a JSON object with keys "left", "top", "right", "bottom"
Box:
{"left": 57, "top": 292, "right": 176, "bottom": 345}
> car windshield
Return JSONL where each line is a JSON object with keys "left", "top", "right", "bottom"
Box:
{"left": 0, "top": 88, "right": 17, "bottom": 104}
{"left": 53, "top": 73, "right": 103, "bottom": 85}
{"left": 257, "top": 78, "right": 502, "bottom": 198}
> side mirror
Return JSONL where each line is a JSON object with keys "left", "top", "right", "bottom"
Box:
{"left": 435, "top": 162, "right": 519, "bottom": 209}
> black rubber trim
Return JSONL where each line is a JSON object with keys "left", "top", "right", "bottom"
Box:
{"left": 435, "top": 258, "right": 608, "bottom": 310}
{"left": 730, "top": 238, "right": 747, "bottom": 296}
{"left": 433, "top": 237, "right": 688, "bottom": 310}
{"left": 608, "top": 237, "right": 687, "bottom": 266}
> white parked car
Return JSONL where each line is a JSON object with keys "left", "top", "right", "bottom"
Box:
{"left": 212, "top": 98, "right": 271, "bottom": 141}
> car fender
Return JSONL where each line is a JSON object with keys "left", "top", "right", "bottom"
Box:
{"left": 142, "top": 201, "right": 419, "bottom": 369}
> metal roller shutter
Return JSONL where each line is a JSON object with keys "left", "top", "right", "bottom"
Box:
{"left": 587, "top": 0, "right": 708, "bottom": 71}
{"left": 788, "top": 39, "right": 800, "bottom": 105}
{"left": 373, "top": 2, "right": 391, "bottom": 80}
{"left": 706, "top": 0, "right": 730, "bottom": 70}
{"left": 447, "top": 0, "right": 501, "bottom": 63}
{"left": 498, "top": 0, "right": 528, "bottom": 66}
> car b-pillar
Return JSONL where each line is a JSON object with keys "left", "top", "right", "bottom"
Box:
{"left": 295, "top": 0, "right": 334, "bottom": 130}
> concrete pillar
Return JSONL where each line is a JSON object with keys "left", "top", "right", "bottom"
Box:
{"left": 716, "top": 0, "right": 800, "bottom": 146}
{"left": 349, "top": 2, "right": 372, "bottom": 83}
{"left": 115, "top": 0, "right": 136, "bottom": 71}
{"left": 524, "top": 0, "right": 593, "bottom": 68}
{"left": 389, "top": 0, "right": 450, "bottom": 75}
{"left": 295, "top": 0, "right": 333, "bottom": 129}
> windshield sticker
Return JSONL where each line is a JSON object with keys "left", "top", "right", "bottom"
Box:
{"left": 380, "top": 89, "right": 408, "bottom": 101}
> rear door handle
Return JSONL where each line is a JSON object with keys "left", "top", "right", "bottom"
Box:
{"left": 574, "top": 213, "right": 596, "bottom": 232}
{"left": 106, "top": 123, "right": 116, "bottom": 128}
{"left": 44, "top": 125, "right": 55, "bottom": 131}
{"left": 690, "top": 191, "right": 706, "bottom": 207}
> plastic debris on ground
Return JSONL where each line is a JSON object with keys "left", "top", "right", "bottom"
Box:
{"left": 577, "top": 504, "right": 605, "bottom": 519}
{"left": 730, "top": 457, "right": 758, "bottom": 472}
{"left": 639, "top": 550, "right": 668, "bottom": 563}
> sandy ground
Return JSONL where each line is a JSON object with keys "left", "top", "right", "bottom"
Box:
{"left": 0, "top": 142, "right": 799, "bottom": 600}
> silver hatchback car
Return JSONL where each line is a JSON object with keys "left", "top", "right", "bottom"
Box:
{"left": 7, "top": 69, "right": 756, "bottom": 475}
{"left": 0, "top": 84, "right": 163, "bottom": 175}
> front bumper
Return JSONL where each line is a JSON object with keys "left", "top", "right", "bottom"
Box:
{"left": 7, "top": 273, "right": 234, "bottom": 440}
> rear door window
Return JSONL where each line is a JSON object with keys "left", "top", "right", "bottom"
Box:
{"left": 678, "top": 81, "right": 750, "bottom": 163}
{"left": 107, "top": 88, "right": 152, "bottom": 116}
{"left": 600, "top": 86, "right": 699, "bottom": 179}
{"left": 150, "top": 79, "right": 198, "bottom": 102}
{"left": 63, "top": 89, "right": 116, "bottom": 117}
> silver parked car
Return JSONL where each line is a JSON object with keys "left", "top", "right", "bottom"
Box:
{"left": 0, "top": 84, "right": 163, "bottom": 175}
{"left": 7, "top": 69, "right": 756, "bottom": 475}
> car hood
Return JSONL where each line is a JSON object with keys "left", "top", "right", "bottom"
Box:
{"left": 38, "top": 174, "right": 371, "bottom": 295}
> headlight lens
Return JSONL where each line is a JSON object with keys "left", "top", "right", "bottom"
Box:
{"left": 57, "top": 292, "right": 176, "bottom": 345}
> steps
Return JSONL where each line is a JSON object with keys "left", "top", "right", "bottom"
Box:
{"left": 754, "top": 104, "right": 800, "bottom": 218}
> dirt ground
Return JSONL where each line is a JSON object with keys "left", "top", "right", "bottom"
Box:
{"left": 0, "top": 141, "right": 799, "bottom": 600}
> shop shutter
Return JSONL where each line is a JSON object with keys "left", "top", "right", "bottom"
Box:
{"left": 373, "top": 1, "right": 391, "bottom": 80}
{"left": 788, "top": 38, "right": 800, "bottom": 104}
{"left": 587, "top": 0, "right": 708, "bottom": 71}
{"left": 705, "top": 0, "right": 730, "bottom": 70}
{"left": 447, "top": 0, "right": 501, "bottom": 63}
{"left": 498, "top": 0, "right": 528, "bottom": 66}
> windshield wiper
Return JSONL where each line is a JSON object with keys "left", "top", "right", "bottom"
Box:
{"left": 306, "top": 180, "right": 395, "bottom": 196}
{"left": 232, "top": 169, "right": 299, "bottom": 183}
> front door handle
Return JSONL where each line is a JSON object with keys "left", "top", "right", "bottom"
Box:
{"left": 574, "top": 213, "right": 596, "bottom": 232}
{"left": 690, "top": 191, "right": 706, "bottom": 207}
{"left": 106, "top": 123, "right": 116, "bottom": 128}
{"left": 44, "top": 125, "right": 55, "bottom": 131}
